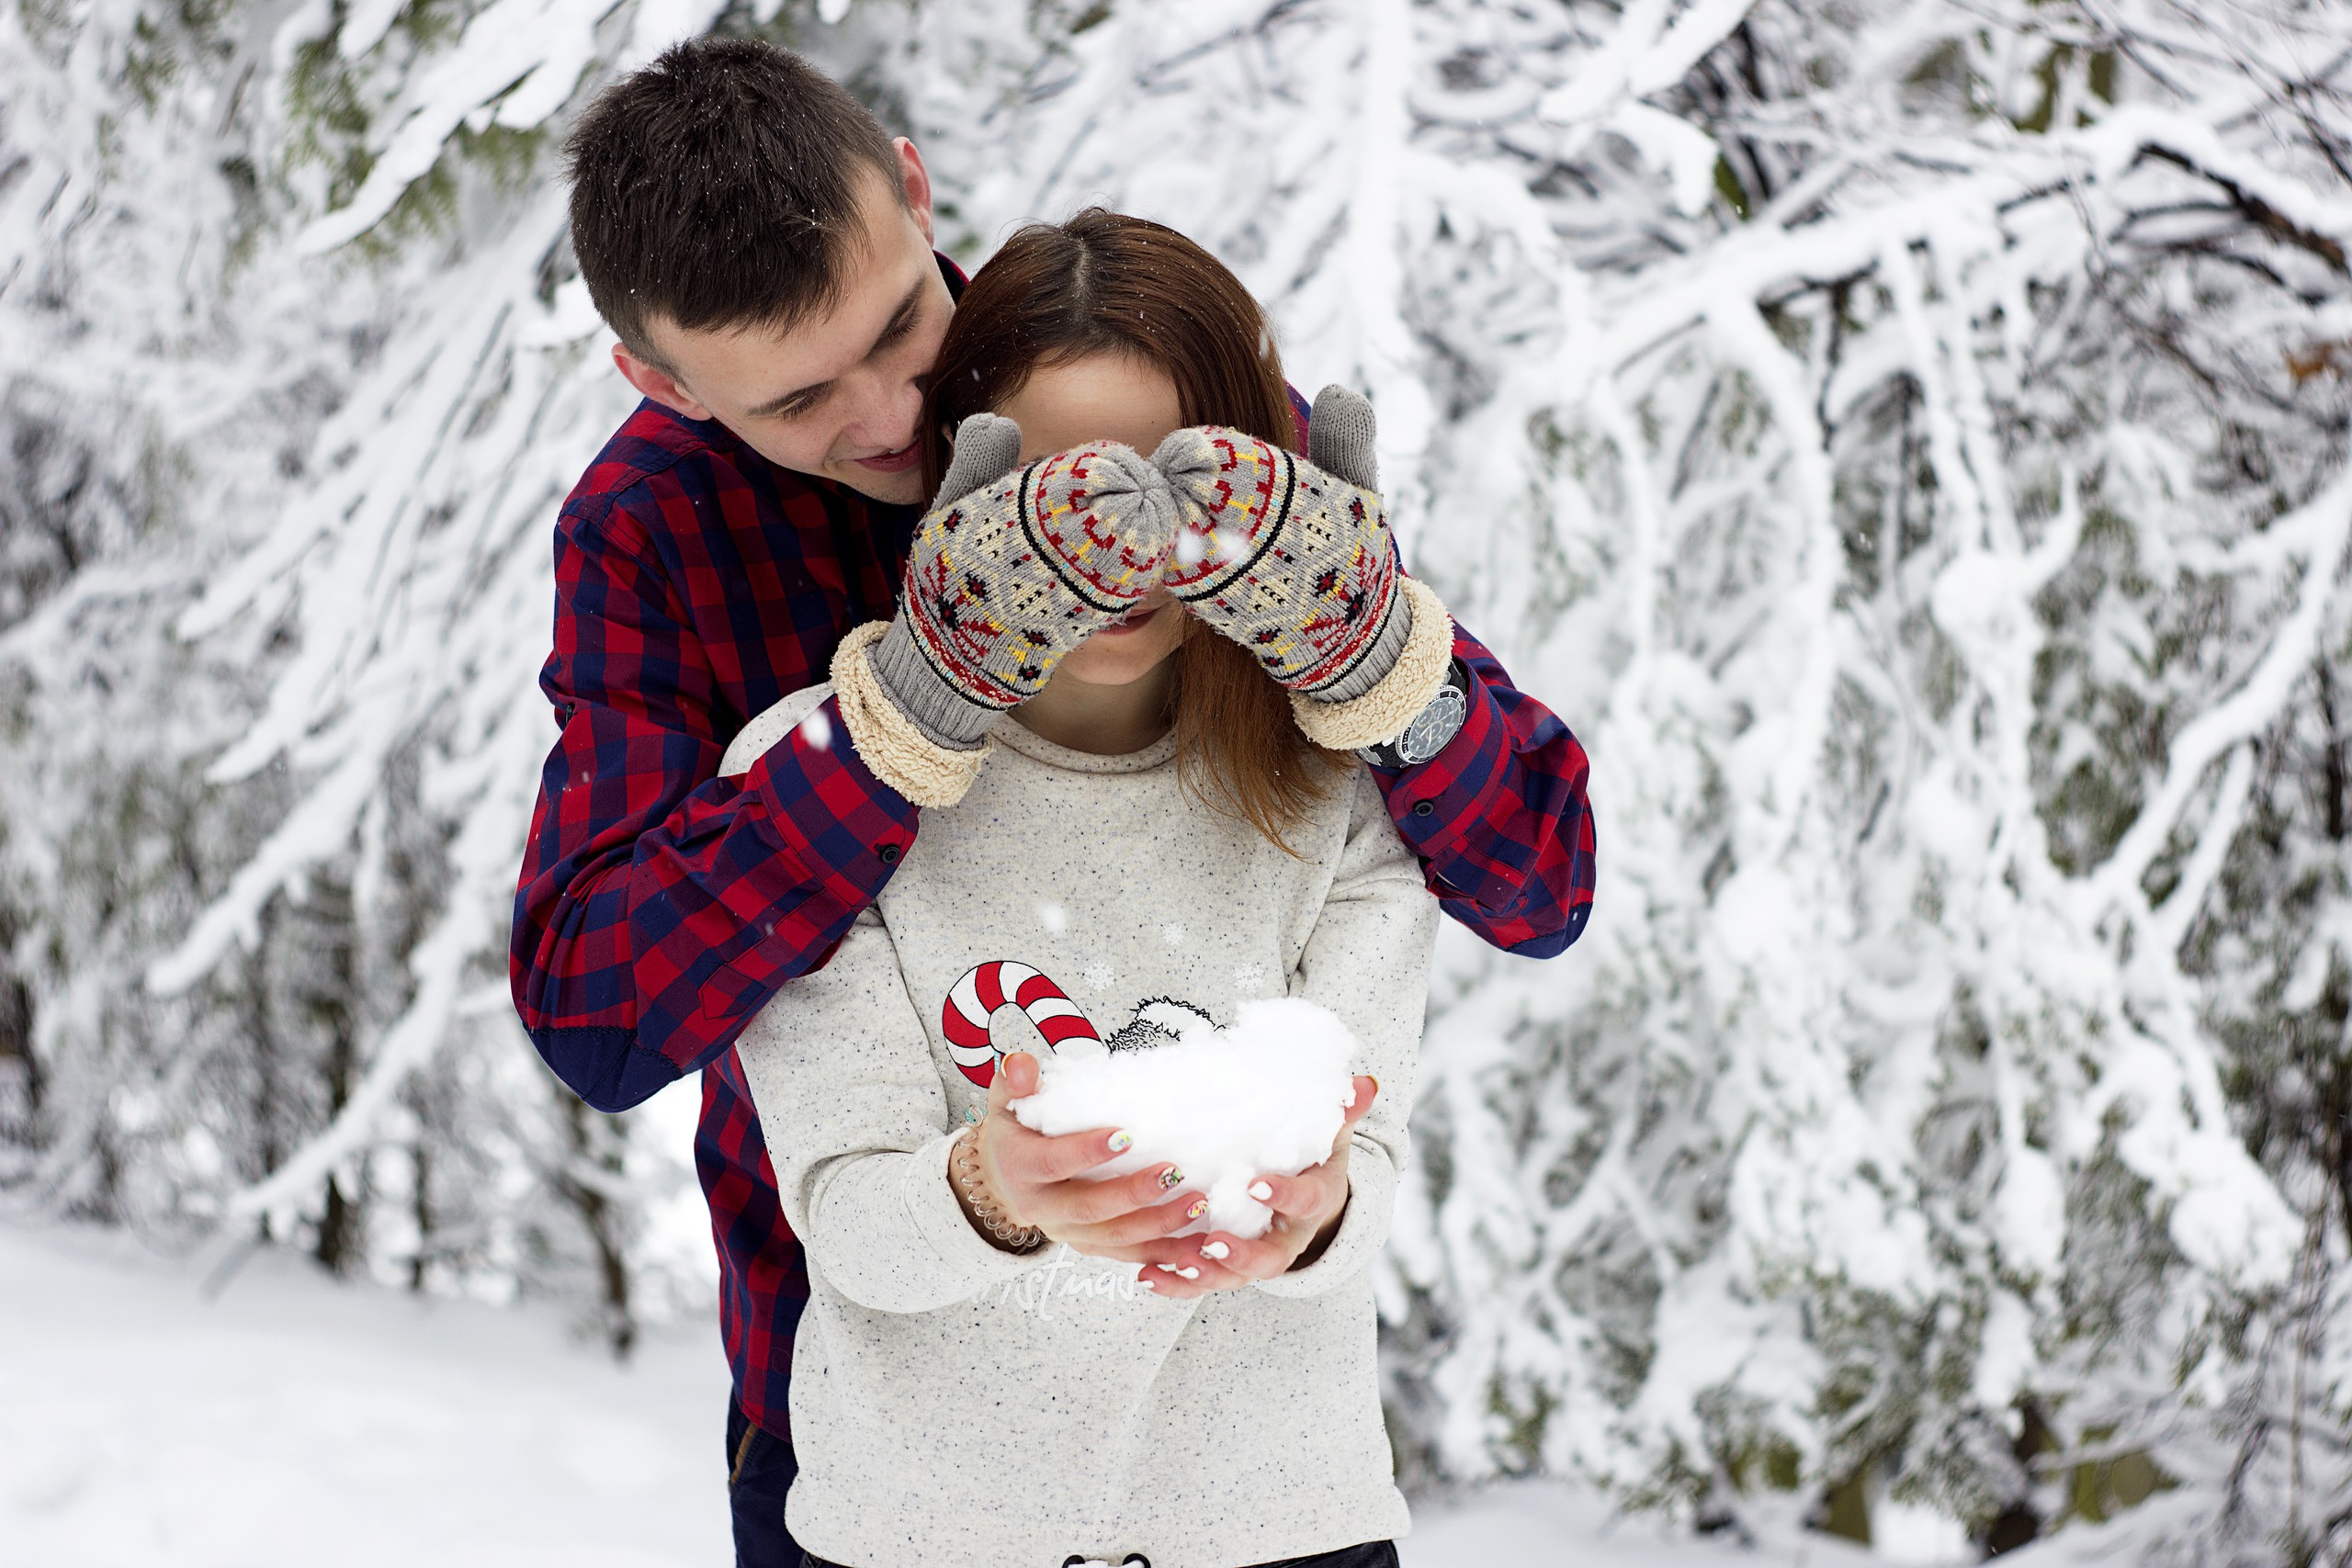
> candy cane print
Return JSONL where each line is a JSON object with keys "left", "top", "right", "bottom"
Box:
{"left": 942, "top": 961, "right": 1102, "bottom": 1088}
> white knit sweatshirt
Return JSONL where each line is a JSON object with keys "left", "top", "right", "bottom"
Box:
{"left": 723, "top": 688, "right": 1439, "bottom": 1568}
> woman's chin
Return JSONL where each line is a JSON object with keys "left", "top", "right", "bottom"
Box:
{"left": 1057, "top": 622, "right": 1183, "bottom": 686}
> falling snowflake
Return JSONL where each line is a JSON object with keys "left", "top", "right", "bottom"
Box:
{"left": 797, "top": 707, "right": 833, "bottom": 750}
{"left": 1036, "top": 902, "right": 1069, "bottom": 933}
{"left": 1160, "top": 923, "right": 1187, "bottom": 947}
{"left": 1081, "top": 963, "right": 1117, "bottom": 992}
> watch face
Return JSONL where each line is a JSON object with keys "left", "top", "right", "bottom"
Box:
{"left": 1396, "top": 683, "right": 1468, "bottom": 765}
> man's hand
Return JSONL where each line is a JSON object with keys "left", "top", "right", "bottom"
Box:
{"left": 1116, "top": 1075, "right": 1379, "bottom": 1301}
{"left": 961, "top": 1052, "right": 1207, "bottom": 1256}
{"left": 1151, "top": 387, "right": 1408, "bottom": 706}
{"left": 865, "top": 415, "right": 1181, "bottom": 752}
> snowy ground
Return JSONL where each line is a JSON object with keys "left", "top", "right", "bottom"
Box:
{"left": 0, "top": 1220, "right": 1919, "bottom": 1567}
{"left": 2, "top": 1222, "right": 730, "bottom": 1566}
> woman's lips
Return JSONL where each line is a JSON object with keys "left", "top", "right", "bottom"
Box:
{"left": 1096, "top": 603, "right": 1166, "bottom": 637}
{"left": 852, "top": 440, "right": 922, "bottom": 474}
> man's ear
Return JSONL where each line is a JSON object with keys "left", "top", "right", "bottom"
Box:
{"left": 612, "top": 342, "right": 715, "bottom": 422}
{"left": 894, "top": 137, "right": 934, "bottom": 246}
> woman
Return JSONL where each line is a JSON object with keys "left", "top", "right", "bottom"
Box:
{"left": 724, "top": 210, "right": 1446, "bottom": 1568}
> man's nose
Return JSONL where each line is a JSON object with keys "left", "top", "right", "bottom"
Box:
{"left": 840, "top": 366, "right": 925, "bottom": 452}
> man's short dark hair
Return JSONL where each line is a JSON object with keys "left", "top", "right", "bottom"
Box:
{"left": 565, "top": 36, "right": 904, "bottom": 367}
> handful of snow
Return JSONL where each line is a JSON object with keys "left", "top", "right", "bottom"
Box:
{"left": 1008, "top": 997, "right": 1360, "bottom": 1239}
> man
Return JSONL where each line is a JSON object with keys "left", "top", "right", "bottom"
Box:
{"left": 510, "top": 34, "right": 1595, "bottom": 1567}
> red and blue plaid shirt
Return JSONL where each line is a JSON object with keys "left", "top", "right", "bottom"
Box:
{"left": 513, "top": 356, "right": 1595, "bottom": 1441}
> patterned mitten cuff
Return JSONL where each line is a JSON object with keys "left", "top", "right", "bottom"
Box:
{"left": 1315, "top": 584, "right": 1414, "bottom": 705}
{"left": 1288, "top": 577, "right": 1455, "bottom": 752}
{"left": 868, "top": 615, "right": 1001, "bottom": 750}
{"left": 871, "top": 417, "right": 1181, "bottom": 751}
{"left": 832, "top": 624, "right": 994, "bottom": 808}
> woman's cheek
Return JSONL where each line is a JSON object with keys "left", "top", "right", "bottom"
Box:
{"left": 1129, "top": 616, "right": 1187, "bottom": 679}
{"left": 1141, "top": 612, "right": 1186, "bottom": 669}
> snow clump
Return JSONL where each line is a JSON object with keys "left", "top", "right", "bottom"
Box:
{"left": 1010, "top": 997, "right": 1359, "bottom": 1239}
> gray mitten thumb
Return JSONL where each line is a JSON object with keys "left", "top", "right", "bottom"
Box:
{"left": 933, "top": 412, "right": 1024, "bottom": 508}
{"left": 1307, "top": 384, "right": 1378, "bottom": 491}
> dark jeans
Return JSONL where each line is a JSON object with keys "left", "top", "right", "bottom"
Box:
{"left": 800, "top": 1540, "right": 1401, "bottom": 1568}
{"left": 746, "top": 1383, "right": 1395, "bottom": 1568}
{"left": 726, "top": 1394, "right": 808, "bottom": 1568}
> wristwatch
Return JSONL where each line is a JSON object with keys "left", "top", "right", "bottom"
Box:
{"left": 1355, "top": 660, "right": 1470, "bottom": 769}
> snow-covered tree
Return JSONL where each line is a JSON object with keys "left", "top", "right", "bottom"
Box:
{"left": 0, "top": 0, "right": 715, "bottom": 1329}
{"left": 4, "top": 0, "right": 2348, "bottom": 1552}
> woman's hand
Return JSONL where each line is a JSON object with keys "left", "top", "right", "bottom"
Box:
{"left": 961, "top": 1052, "right": 1207, "bottom": 1255}
{"left": 1120, "top": 1076, "right": 1379, "bottom": 1301}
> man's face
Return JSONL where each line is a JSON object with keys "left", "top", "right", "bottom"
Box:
{"left": 614, "top": 141, "right": 954, "bottom": 505}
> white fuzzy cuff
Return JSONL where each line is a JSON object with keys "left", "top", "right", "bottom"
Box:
{"left": 831, "top": 622, "right": 993, "bottom": 807}
{"left": 1290, "top": 578, "right": 1454, "bottom": 752}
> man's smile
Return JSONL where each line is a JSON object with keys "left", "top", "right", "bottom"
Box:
{"left": 851, "top": 438, "right": 922, "bottom": 474}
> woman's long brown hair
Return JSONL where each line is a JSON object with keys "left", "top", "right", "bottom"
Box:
{"left": 922, "top": 209, "right": 1349, "bottom": 851}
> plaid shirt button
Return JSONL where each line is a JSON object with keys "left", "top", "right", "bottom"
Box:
{"left": 877, "top": 843, "right": 900, "bottom": 863}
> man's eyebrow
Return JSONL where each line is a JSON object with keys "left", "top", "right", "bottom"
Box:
{"left": 746, "top": 276, "right": 929, "bottom": 421}
{"left": 747, "top": 376, "right": 830, "bottom": 421}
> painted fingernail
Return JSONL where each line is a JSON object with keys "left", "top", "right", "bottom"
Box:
{"left": 1177, "top": 1266, "right": 1201, "bottom": 1280}
{"left": 1107, "top": 1131, "right": 1133, "bottom": 1154}
{"left": 1157, "top": 1263, "right": 1181, "bottom": 1272}
{"left": 1186, "top": 1198, "right": 1209, "bottom": 1221}
{"left": 1249, "top": 1180, "right": 1273, "bottom": 1201}
{"left": 1201, "top": 1241, "right": 1230, "bottom": 1260}
{"left": 1158, "top": 1166, "right": 1185, "bottom": 1190}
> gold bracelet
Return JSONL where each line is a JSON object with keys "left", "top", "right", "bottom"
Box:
{"left": 953, "top": 1122, "right": 1047, "bottom": 1255}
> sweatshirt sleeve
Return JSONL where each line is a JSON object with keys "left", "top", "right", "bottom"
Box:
{"left": 733, "top": 908, "right": 1036, "bottom": 1313}
{"left": 1258, "top": 768, "right": 1441, "bottom": 1299}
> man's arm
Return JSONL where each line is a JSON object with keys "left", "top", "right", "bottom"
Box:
{"left": 1194, "top": 388, "right": 1596, "bottom": 961}
{"left": 509, "top": 497, "right": 915, "bottom": 1111}
{"left": 1360, "top": 614, "right": 1595, "bottom": 959}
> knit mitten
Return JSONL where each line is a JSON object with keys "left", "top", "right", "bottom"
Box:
{"left": 1154, "top": 385, "right": 1421, "bottom": 702}
{"left": 866, "top": 415, "right": 1180, "bottom": 750}
{"left": 1151, "top": 387, "right": 1455, "bottom": 751}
